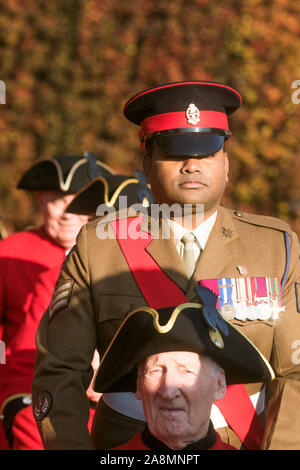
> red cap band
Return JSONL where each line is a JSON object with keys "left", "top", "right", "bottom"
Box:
{"left": 140, "top": 110, "right": 229, "bottom": 139}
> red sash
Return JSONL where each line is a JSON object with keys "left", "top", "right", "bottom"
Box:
{"left": 111, "top": 216, "right": 265, "bottom": 449}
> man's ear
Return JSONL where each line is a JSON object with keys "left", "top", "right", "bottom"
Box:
{"left": 214, "top": 368, "right": 227, "bottom": 401}
{"left": 224, "top": 151, "right": 229, "bottom": 184}
{"left": 135, "top": 376, "right": 142, "bottom": 401}
{"left": 35, "top": 191, "right": 48, "bottom": 212}
{"left": 35, "top": 191, "right": 45, "bottom": 204}
{"left": 143, "top": 155, "right": 152, "bottom": 184}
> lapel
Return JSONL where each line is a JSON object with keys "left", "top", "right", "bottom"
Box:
{"left": 186, "top": 207, "right": 239, "bottom": 298}
{"left": 140, "top": 212, "right": 189, "bottom": 293}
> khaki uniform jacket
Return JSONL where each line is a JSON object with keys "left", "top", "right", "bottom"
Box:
{"left": 32, "top": 206, "right": 300, "bottom": 450}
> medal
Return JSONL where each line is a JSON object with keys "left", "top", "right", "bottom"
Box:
{"left": 218, "top": 278, "right": 236, "bottom": 320}
{"left": 200, "top": 276, "right": 284, "bottom": 323}
{"left": 247, "top": 304, "right": 258, "bottom": 320}
{"left": 257, "top": 301, "right": 272, "bottom": 320}
{"left": 269, "top": 298, "right": 283, "bottom": 319}
{"left": 220, "top": 303, "right": 236, "bottom": 321}
{"left": 235, "top": 301, "right": 248, "bottom": 321}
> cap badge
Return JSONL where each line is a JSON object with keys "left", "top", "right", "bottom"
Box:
{"left": 209, "top": 327, "right": 224, "bottom": 349}
{"left": 186, "top": 103, "right": 200, "bottom": 125}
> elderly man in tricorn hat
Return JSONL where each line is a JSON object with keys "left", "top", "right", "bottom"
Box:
{"left": 0, "top": 152, "right": 113, "bottom": 449}
{"left": 95, "top": 287, "right": 274, "bottom": 450}
{"left": 33, "top": 82, "right": 300, "bottom": 450}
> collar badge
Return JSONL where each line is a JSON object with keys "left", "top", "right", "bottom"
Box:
{"left": 221, "top": 225, "right": 234, "bottom": 238}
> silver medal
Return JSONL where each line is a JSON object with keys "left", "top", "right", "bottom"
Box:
{"left": 220, "top": 303, "right": 236, "bottom": 321}
{"left": 247, "top": 304, "right": 258, "bottom": 321}
{"left": 235, "top": 301, "right": 248, "bottom": 321}
{"left": 257, "top": 302, "right": 272, "bottom": 320}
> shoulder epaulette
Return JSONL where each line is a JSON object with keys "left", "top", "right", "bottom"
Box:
{"left": 231, "top": 209, "right": 292, "bottom": 233}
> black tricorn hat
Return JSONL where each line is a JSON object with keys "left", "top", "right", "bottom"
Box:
{"left": 94, "top": 286, "right": 274, "bottom": 393}
{"left": 17, "top": 152, "right": 114, "bottom": 193}
{"left": 66, "top": 171, "right": 155, "bottom": 215}
{"left": 123, "top": 81, "right": 242, "bottom": 157}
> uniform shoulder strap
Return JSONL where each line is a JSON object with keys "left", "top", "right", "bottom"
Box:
{"left": 231, "top": 208, "right": 291, "bottom": 233}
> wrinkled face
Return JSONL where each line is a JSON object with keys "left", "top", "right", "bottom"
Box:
{"left": 37, "top": 191, "right": 89, "bottom": 249}
{"left": 143, "top": 144, "right": 229, "bottom": 218}
{"left": 136, "top": 351, "right": 226, "bottom": 449}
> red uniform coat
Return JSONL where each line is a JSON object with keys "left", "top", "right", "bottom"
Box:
{"left": 0, "top": 227, "right": 66, "bottom": 448}
{"left": 112, "top": 431, "right": 236, "bottom": 450}
{"left": 0, "top": 227, "right": 66, "bottom": 404}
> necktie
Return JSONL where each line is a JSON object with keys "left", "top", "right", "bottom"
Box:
{"left": 181, "top": 232, "right": 197, "bottom": 279}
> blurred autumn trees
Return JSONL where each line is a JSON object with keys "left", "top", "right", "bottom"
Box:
{"left": 0, "top": 0, "right": 299, "bottom": 234}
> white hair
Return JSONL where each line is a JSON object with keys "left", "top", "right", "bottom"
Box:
{"left": 203, "top": 356, "right": 224, "bottom": 379}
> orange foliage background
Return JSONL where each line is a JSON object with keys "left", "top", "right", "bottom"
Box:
{"left": 0, "top": 0, "right": 299, "bottom": 236}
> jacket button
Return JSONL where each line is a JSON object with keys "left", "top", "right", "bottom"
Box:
{"left": 234, "top": 210, "right": 243, "bottom": 217}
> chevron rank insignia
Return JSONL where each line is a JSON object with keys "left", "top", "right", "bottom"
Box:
{"left": 48, "top": 279, "right": 74, "bottom": 322}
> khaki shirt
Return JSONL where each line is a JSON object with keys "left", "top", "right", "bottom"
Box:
{"left": 32, "top": 206, "right": 300, "bottom": 450}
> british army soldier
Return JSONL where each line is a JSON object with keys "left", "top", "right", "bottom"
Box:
{"left": 32, "top": 82, "right": 300, "bottom": 450}
{"left": 0, "top": 152, "right": 114, "bottom": 449}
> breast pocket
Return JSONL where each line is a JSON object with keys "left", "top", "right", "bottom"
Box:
{"left": 96, "top": 294, "right": 148, "bottom": 355}
{"left": 98, "top": 294, "right": 147, "bottom": 322}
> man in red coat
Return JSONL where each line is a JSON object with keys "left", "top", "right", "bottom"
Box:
{"left": 94, "top": 292, "right": 274, "bottom": 451}
{"left": 0, "top": 153, "right": 113, "bottom": 450}
{"left": 112, "top": 351, "right": 237, "bottom": 451}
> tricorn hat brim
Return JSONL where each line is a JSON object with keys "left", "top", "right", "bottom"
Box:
{"left": 93, "top": 302, "right": 274, "bottom": 393}
{"left": 17, "top": 153, "right": 114, "bottom": 193}
{"left": 66, "top": 174, "right": 153, "bottom": 215}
